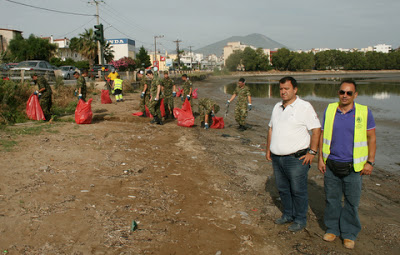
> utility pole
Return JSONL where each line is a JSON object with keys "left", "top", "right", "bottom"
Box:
{"left": 89, "top": 0, "right": 104, "bottom": 66}
{"left": 173, "top": 39, "right": 182, "bottom": 71}
{"left": 154, "top": 35, "right": 164, "bottom": 69}
{"left": 188, "top": 45, "right": 194, "bottom": 70}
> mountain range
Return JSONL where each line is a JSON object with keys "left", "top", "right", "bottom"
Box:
{"left": 194, "top": 33, "right": 287, "bottom": 56}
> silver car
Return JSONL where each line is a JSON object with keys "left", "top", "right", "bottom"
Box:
{"left": 11, "top": 60, "right": 56, "bottom": 80}
{"left": 60, "top": 66, "right": 78, "bottom": 79}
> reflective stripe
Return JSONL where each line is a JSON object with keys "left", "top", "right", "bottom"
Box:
{"left": 323, "top": 138, "right": 331, "bottom": 146}
{"left": 322, "top": 153, "right": 330, "bottom": 159}
{"left": 354, "top": 156, "right": 368, "bottom": 164}
{"left": 354, "top": 141, "right": 368, "bottom": 148}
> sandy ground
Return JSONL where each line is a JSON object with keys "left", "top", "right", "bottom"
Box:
{"left": 0, "top": 73, "right": 399, "bottom": 254}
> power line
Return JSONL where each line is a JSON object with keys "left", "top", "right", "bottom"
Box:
{"left": 4, "top": 0, "right": 95, "bottom": 16}
{"left": 54, "top": 17, "right": 96, "bottom": 38}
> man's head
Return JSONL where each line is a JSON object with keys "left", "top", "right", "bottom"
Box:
{"left": 181, "top": 74, "right": 187, "bottom": 81}
{"left": 338, "top": 79, "right": 358, "bottom": 107}
{"left": 279, "top": 76, "right": 298, "bottom": 104}
{"left": 117, "top": 75, "right": 120, "bottom": 79}
{"left": 137, "top": 70, "right": 144, "bottom": 78}
{"left": 238, "top": 77, "right": 246, "bottom": 88}
{"left": 146, "top": 70, "right": 153, "bottom": 79}
{"left": 31, "top": 73, "right": 38, "bottom": 81}
{"left": 164, "top": 70, "right": 169, "bottom": 78}
{"left": 82, "top": 69, "right": 88, "bottom": 77}
{"left": 73, "top": 71, "right": 80, "bottom": 79}
{"left": 111, "top": 68, "right": 116, "bottom": 73}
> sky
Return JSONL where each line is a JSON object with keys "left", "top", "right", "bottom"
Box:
{"left": 1, "top": 0, "right": 399, "bottom": 54}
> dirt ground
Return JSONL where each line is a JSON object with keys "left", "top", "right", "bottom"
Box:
{"left": 0, "top": 73, "right": 399, "bottom": 254}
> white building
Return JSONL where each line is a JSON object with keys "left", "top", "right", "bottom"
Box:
{"left": 0, "top": 28, "right": 23, "bottom": 52}
{"left": 107, "top": 38, "right": 136, "bottom": 61}
{"left": 374, "top": 44, "right": 392, "bottom": 53}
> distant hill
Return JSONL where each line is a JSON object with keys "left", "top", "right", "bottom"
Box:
{"left": 195, "top": 33, "right": 287, "bottom": 56}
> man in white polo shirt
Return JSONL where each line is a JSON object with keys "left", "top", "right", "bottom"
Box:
{"left": 266, "top": 76, "right": 321, "bottom": 232}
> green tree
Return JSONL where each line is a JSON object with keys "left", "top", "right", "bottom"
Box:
{"left": 272, "top": 48, "right": 292, "bottom": 71}
{"left": 225, "top": 50, "right": 243, "bottom": 71}
{"left": 344, "top": 51, "right": 367, "bottom": 70}
{"left": 135, "top": 46, "right": 151, "bottom": 69}
{"left": 386, "top": 50, "right": 400, "bottom": 69}
{"left": 7, "top": 34, "right": 57, "bottom": 61}
{"left": 365, "top": 51, "right": 387, "bottom": 70}
{"left": 255, "top": 48, "right": 272, "bottom": 71}
{"left": 288, "top": 52, "right": 314, "bottom": 71}
{"left": 69, "top": 29, "right": 97, "bottom": 68}
{"left": 242, "top": 47, "right": 258, "bottom": 71}
{"left": 103, "top": 41, "right": 114, "bottom": 63}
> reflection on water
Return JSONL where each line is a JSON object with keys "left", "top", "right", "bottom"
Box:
{"left": 224, "top": 82, "right": 400, "bottom": 120}
{"left": 225, "top": 82, "right": 400, "bottom": 99}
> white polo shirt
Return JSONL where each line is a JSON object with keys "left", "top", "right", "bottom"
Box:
{"left": 269, "top": 96, "right": 321, "bottom": 155}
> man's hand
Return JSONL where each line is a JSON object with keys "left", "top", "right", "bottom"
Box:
{"left": 318, "top": 158, "right": 326, "bottom": 174}
{"left": 248, "top": 104, "right": 252, "bottom": 111}
{"left": 360, "top": 163, "right": 373, "bottom": 175}
{"left": 33, "top": 90, "right": 39, "bottom": 95}
{"left": 299, "top": 153, "right": 314, "bottom": 165}
{"left": 78, "top": 94, "right": 82, "bottom": 100}
{"left": 266, "top": 150, "right": 272, "bottom": 161}
{"left": 141, "top": 92, "right": 144, "bottom": 98}
{"left": 204, "top": 123, "right": 209, "bottom": 130}
{"left": 173, "top": 92, "right": 176, "bottom": 97}
{"left": 187, "top": 95, "right": 190, "bottom": 100}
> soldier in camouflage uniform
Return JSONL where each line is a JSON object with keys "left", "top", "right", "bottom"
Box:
{"left": 31, "top": 73, "right": 53, "bottom": 121}
{"left": 137, "top": 70, "right": 150, "bottom": 116}
{"left": 146, "top": 70, "right": 163, "bottom": 125}
{"left": 181, "top": 74, "right": 193, "bottom": 109}
{"left": 73, "top": 71, "right": 87, "bottom": 101}
{"left": 227, "top": 77, "right": 252, "bottom": 131}
{"left": 160, "top": 71, "right": 176, "bottom": 119}
{"left": 198, "top": 98, "right": 220, "bottom": 129}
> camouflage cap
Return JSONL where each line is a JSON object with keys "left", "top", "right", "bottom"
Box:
{"left": 163, "top": 71, "right": 169, "bottom": 74}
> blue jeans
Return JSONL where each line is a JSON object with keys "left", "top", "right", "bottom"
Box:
{"left": 271, "top": 154, "right": 310, "bottom": 226}
{"left": 324, "top": 165, "right": 362, "bottom": 240}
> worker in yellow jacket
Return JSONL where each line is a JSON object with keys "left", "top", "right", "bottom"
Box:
{"left": 112, "top": 75, "right": 123, "bottom": 102}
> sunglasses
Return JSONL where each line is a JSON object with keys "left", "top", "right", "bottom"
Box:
{"left": 339, "top": 90, "right": 354, "bottom": 96}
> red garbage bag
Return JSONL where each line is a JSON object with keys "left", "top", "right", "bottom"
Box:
{"left": 210, "top": 116, "right": 225, "bottom": 129}
{"left": 173, "top": 98, "right": 194, "bottom": 127}
{"left": 176, "top": 87, "right": 184, "bottom": 97}
{"left": 26, "top": 94, "right": 45, "bottom": 121}
{"left": 192, "top": 88, "right": 198, "bottom": 99}
{"left": 101, "top": 89, "right": 112, "bottom": 104}
{"left": 160, "top": 98, "right": 166, "bottom": 117}
{"left": 132, "top": 112, "right": 144, "bottom": 116}
{"left": 75, "top": 99, "right": 93, "bottom": 124}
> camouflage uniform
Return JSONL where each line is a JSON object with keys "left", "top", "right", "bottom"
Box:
{"left": 36, "top": 76, "right": 52, "bottom": 120}
{"left": 233, "top": 85, "right": 251, "bottom": 126}
{"left": 76, "top": 75, "right": 87, "bottom": 101}
{"left": 182, "top": 78, "right": 193, "bottom": 108}
{"left": 149, "top": 77, "right": 163, "bottom": 118}
{"left": 161, "top": 76, "right": 174, "bottom": 117}
{"left": 198, "top": 98, "right": 220, "bottom": 125}
{"left": 139, "top": 76, "right": 150, "bottom": 113}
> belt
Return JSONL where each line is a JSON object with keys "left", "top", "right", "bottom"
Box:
{"left": 272, "top": 148, "right": 308, "bottom": 158}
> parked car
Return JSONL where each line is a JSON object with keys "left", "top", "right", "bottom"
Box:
{"left": 89, "top": 64, "right": 116, "bottom": 78}
{"left": 60, "top": 65, "right": 78, "bottom": 79}
{"left": 1, "top": 62, "right": 18, "bottom": 71}
{"left": 11, "top": 60, "right": 56, "bottom": 80}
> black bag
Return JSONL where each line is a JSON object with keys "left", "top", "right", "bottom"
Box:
{"left": 326, "top": 159, "right": 353, "bottom": 177}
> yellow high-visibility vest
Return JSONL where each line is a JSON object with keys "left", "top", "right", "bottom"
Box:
{"left": 114, "top": 79, "right": 123, "bottom": 90}
{"left": 322, "top": 102, "right": 369, "bottom": 172}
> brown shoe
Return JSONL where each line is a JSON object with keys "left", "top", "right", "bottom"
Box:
{"left": 343, "top": 239, "right": 355, "bottom": 249}
{"left": 323, "top": 233, "right": 336, "bottom": 242}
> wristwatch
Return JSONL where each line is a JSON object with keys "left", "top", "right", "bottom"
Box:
{"left": 308, "top": 149, "right": 317, "bottom": 155}
{"left": 366, "top": 161, "right": 375, "bottom": 167}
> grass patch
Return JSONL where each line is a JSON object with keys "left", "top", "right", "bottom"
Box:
{"left": 0, "top": 139, "right": 18, "bottom": 152}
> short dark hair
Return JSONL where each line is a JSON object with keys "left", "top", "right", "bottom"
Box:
{"left": 340, "top": 79, "right": 357, "bottom": 91}
{"left": 239, "top": 77, "right": 245, "bottom": 83}
{"left": 182, "top": 74, "right": 187, "bottom": 78}
{"left": 73, "top": 71, "right": 80, "bottom": 75}
{"left": 146, "top": 70, "right": 153, "bottom": 75}
{"left": 279, "top": 76, "right": 298, "bottom": 89}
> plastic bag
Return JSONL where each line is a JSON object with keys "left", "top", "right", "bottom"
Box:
{"left": 160, "top": 98, "right": 166, "bottom": 117}
{"left": 26, "top": 94, "right": 45, "bottom": 121}
{"left": 192, "top": 88, "right": 198, "bottom": 99}
{"left": 75, "top": 98, "right": 93, "bottom": 124}
{"left": 173, "top": 98, "right": 194, "bottom": 127}
{"left": 101, "top": 89, "right": 112, "bottom": 104}
{"left": 176, "top": 87, "right": 184, "bottom": 97}
{"left": 210, "top": 116, "right": 224, "bottom": 129}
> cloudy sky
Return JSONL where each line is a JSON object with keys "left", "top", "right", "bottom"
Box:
{"left": 1, "top": 0, "right": 399, "bottom": 53}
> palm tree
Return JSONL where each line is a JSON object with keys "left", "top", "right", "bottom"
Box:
{"left": 70, "top": 28, "right": 97, "bottom": 68}
{"left": 103, "top": 41, "right": 114, "bottom": 63}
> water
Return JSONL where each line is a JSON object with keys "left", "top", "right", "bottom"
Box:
{"left": 225, "top": 82, "right": 400, "bottom": 120}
